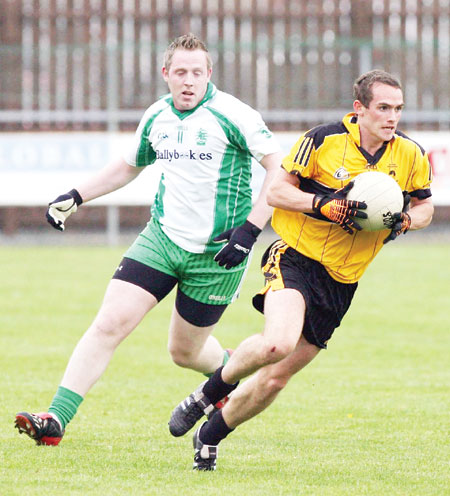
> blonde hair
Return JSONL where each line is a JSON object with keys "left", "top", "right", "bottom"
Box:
{"left": 164, "top": 33, "right": 212, "bottom": 71}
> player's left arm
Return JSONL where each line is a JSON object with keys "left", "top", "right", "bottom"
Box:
{"left": 246, "top": 151, "right": 284, "bottom": 229}
{"left": 406, "top": 145, "right": 434, "bottom": 230}
{"left": 384, "top": 194, "right": 433, "bottom": 244}
{"left": 384, "top": 143, "right": 434, "bottom": 243}
{"left": 213, "top": 151, "right": 283, "bottom": 269}
{"left": 407, "top": 196, "right": 434, "bottom": 230}
{"left": 384, "top": 139, "right": 434, "bottom": 243}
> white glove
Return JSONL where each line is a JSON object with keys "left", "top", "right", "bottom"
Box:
{"left": 46, "top": 189, "right": 83, "bottom": 231}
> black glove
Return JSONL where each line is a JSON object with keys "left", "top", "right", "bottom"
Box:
{"left": 46, "top": 188, "right": 83, "bottom": 231}
{"left": 383, "top": 192, "right": 411, "bottom": 244}
{"left": 213, "top": 220, "right": 262, "bottom": 269}
{"left": 312, "top": 182, "right": 368, "bottom": 235}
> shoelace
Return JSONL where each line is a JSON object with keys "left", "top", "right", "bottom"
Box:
{"left": 30, "top": 414, "right": 46, "bottom": 430}
{"left": 184, "top": 399, "right": 204, "bottom": 422}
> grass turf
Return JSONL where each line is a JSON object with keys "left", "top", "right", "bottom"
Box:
{"left": 0, "top": 240, "right": 449, "bottom": 495}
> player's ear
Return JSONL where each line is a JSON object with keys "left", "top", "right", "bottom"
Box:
{"left": 162, "top": 66, "right": 169, "bottom": 82}
{"left": 353, "top": 99, "right": 364, "bottom": 115}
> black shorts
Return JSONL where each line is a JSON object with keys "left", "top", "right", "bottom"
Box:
{"left": 252, "top": 240, "right": 357, "bottom": 349}
{"left": 112, "top": 257, "right": 227, "bottom": 327}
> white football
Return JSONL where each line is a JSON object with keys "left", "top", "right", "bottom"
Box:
{"left": 346, "top": 171, "right": 404, "bottom": 231}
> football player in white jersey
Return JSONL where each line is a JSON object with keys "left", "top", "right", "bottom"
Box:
{"left": 15, "top": 33, "right": 283, "bottom": 446}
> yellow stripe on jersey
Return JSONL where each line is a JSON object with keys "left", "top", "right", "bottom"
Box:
{"left": 273, "top": 113, "right": 432, "bottom": 284}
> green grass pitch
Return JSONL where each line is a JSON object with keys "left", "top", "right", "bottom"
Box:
{"left": 0, "top": 240, "right": 449, "bottom": 495}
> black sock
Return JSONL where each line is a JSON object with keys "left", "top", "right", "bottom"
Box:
{"left": 203, "top": 366, "right": 239, "bottom": 404}
{"left": 199, "top": 410, "right": 233, "bottom": 445}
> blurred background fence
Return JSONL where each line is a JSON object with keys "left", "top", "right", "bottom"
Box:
{"left": 1, "top": 0, "right": 450, "bottom": 131}
{"left": 1, "top": 0, "right": 449, "bottom": 241}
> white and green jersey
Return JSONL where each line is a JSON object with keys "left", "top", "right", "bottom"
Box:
{"left": 123, "top": 82, "right": 280, "bottom": 253}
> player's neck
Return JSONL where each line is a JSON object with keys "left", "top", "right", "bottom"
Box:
{"left": 359, "top": 132, "right": 385, "bottom": 156}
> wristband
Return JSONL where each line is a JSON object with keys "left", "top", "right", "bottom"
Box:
{"left": 69, "top": 188, "right": 83, "bottom": 206}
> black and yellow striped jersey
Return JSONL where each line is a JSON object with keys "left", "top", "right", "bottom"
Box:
{"left": 272, "top": 112, "right": 433, "bottom": 283}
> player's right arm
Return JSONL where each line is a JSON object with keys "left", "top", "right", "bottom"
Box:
{"left": 48, "top": 102, "right": 163, "bottom": 231}
{"left": 268, "top": 129, "right": 367, "bottom": 234}
{"left": 267, "top": 167, "right": 314, "bottom": 212}
{"left": 267, "top": 168, "right": 367, "bottom": 234}
{"left": 47, "top": 157, "right": 144, "bottom": 231}
{"left": 267, "top": 132, "right": 321, "bottom": 212}
{"left": 75, "top": 157, "right": 143, "bottom": 202}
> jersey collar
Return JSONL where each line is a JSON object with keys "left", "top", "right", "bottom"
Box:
{"left": 169, "top": 82, "right": 217, "bottom": 120}
{"left": 343, "top": 112, "right": 397, "bottom": 146}
{"left": 342, "top": 112, "right": 393, "bottom": 166}
{"left": 342, "top": 112, "right": 362, "bottom": 146}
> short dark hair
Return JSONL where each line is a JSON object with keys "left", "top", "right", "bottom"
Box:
{"left": 353, "top": 70, "right": 402, "bottom": 107}
{"left": 164, "top": 33, "right": 212, "bottom": 71}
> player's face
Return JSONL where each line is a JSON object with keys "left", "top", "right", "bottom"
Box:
{"left": 354, "top": 83, "right": 404, "bottom": 150}
{"left": 162, "top": 49, "right": 212, "bottom": 111}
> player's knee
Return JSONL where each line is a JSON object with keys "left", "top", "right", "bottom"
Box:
{"left": 262, "top": 339, "right": 295, "bottom": 364}
{"left": 91, "top": 313, "right": 132, "bottom": 344}
{"left": 167, "top": 339, "right": 198, "bottom": 369}
{"left": 255, "top": 372, "right": 289, "bottom": 402}
{"left": 265, "top": 375, "right": 289, "bottom": 395}
{"left": 167, "top": 343, "right": 194, "bottom": 368}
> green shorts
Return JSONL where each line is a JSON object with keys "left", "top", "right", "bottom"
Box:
{"left": 124, "top": 218, "right": 251, "bottom": 305}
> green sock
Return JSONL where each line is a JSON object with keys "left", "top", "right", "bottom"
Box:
{"left": 48, "top": 386, "right": 84, "bottom": 430}
{"left": 203, "top": 349, "right": 232, "bottom": 378}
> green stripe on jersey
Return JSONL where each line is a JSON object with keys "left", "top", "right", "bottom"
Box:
{"left": 135, "top": 109, "right": 164, "bottom": 167}
{"left": 206, "top": 107, "right": 253, "bottom": 247}
{"left": 151, "top": 172, "right": 166, "bottom": 221}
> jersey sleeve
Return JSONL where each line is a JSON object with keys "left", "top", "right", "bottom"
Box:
{"left": 282, "top": 132, "right": 317, "bottom": 178}
{"left": 409, "top": 147, "right": 433, "bottom": 199}
{"left": 241, "top": 109, "right": 281, "bottom": 161}
{"left": 214, "top": 95, "right": 281, "bottom": 161}
{"left": 123, "top": 104, "right": 165, "bottom": 167}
